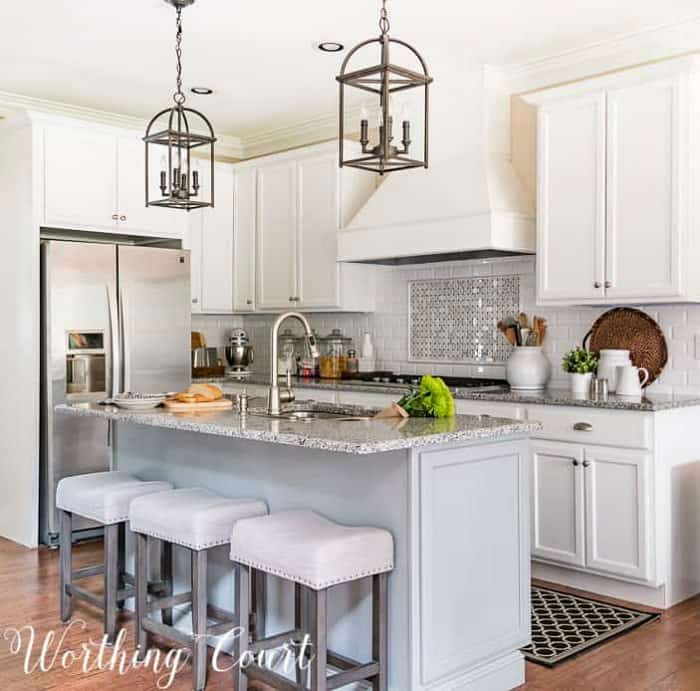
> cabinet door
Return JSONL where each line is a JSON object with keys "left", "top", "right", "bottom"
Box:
{"left": 297, "top": 153, "right": 340, "bottom": 308}
{"left": 233, "top": 167, "right": 257, "bottom": 311}
{"left": 256, "top": 161, "right": 297, "bottom": 310}
{"left": 43, "top": 125, "right": 118, "bottom": 232}
{"left": 186, "top": 216, "right": 203, "bottom": 313}
{"left": 537, "top": 94, "right": 606, "bottom": 302}
{"left": 530, "top": 441, "right": 586, "bottom": 567}
{"left": 605, "top": 76, "right": 685, "bottom": 299}
{"left": 584, "top": 446, "right": 651, "bottom": 581}
{"left": 200, "top": 162, "right": 235, "bottom": 312}
{"left": 116, "top": 136, "right": 185, "bottom": 239}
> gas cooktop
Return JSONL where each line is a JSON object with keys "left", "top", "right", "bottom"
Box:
{"left": 344, "top": 373, "right": 508, "bottom": 391}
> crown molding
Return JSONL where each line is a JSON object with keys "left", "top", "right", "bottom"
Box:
{"left": 496, "top": 16, "right": 700, "bottom": 93}
{"left": 240, "top": 104, "right": 362, "bottom": 159}
{"left": 0, "top": 90, "right": 245, "bottom": 158}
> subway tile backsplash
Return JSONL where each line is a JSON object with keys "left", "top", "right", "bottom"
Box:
{"left": 195, "top": 255, "right": 700, "bottom": 395}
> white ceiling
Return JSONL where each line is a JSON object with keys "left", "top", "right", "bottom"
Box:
{"left": 1, "top": 0, "right": 698, "bottom": 138}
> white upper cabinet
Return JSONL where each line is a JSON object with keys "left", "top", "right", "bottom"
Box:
{"left": 605, "top": 76, "right": 684, "bottom": 300}
{"left": 232, "top": 166, "right": 257, "bottom": 312}
{"left": 256, "top": 159, "right": 298, "bottom": 310}
{"left": 44, "top": 124, "right": 118, "bottom": 232}
{"left": 537, "top": 94, "right": 606, "bottom": 302}
{"left": 526, "top": 57, "right": 699, "bottom": 304}
{"left": 42, "top": 121, "right": 184, "bottom": 239}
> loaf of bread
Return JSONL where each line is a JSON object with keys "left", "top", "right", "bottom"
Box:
{"left": 172, "top": 383, "right": 224, "bottom": 403}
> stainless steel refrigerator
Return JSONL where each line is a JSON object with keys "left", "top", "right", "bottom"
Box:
{"left": 40, "top": 240, "right": 191, "bottom": 546}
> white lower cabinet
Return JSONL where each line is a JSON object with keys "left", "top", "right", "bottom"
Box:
{"left": 584, "top": 446, "right": 651, "bottom": 581}
{"left": 531, "top": 441, "right": 586, "bottom": 567}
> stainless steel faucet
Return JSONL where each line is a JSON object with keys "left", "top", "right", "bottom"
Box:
{"left": 268, "top": 312, "right": 319, "bottom": 415}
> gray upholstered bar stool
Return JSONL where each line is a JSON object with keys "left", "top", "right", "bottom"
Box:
{"left": 229, "top": 509, "right": 394, "bottom": 691}
{"left": 129, "top": 488, "right": 268, "bottom": 691}
{"left": 55, "top": 471, "right": 173, "bottom": 643}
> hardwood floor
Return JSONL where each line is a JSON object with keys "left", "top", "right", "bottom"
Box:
{"left": 1, "top": 537, "right": 699, "bottom": 690}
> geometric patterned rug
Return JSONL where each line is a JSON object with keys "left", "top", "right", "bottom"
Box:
{"left": 522, "top": 586, "right": 660, "bottom": 667}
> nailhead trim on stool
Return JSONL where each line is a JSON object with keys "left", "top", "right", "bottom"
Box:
{"left": 56, "top": 471, "right": 174, "bottom": 645}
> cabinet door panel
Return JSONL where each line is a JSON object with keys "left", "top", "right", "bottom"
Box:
{"left": 605, "top": 77, "right": 684, "bottom": 299}
{"left": 256, "top": 162, "right": 297, "bottom": 309}
{"left": 233, "top": 167, "right": 257, "bottom": 311}
{"left": 297, "top": 153, "right": 340, "bottom": 308}
{"left": 44, "top": 125, "right": 118, "bottom": 232}
{"left": 531, "top": 441, "right": 586, "bottom": 567}
{"left": 584, "top": 446, "right": 651, "bottom": 581}
{"left": 537, "top": 94, "right": 606, "bottom": 302}
{"left": 200, "top": 163, "right": 234, "bottom": 312}
{"left": 116, "top": 136, "right": 185, "bottom": 239}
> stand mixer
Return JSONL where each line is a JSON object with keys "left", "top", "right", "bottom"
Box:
{"left": 224, "top": 329, "right": 254, "bottom": 376}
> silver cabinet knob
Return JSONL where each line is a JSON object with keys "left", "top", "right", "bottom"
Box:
{"left": 246, "top": 299, "right": 253, "bottom": 305}
{"left": 604, "top": 281, "right": 612, "bottom": 288}
{"left": 583, "top": 460, "right": 591, "bottom": 468}
{"left": 112, "top": 214, "right": 119, "bottom": 220}
{"left": 572, "top": 459, "right": 579, "bottom": 467}
{"left": 289, "top": 296, "right": 294, "bottom": 302}
{"left": 120, "top": 215, "right": 127, "bottom": 221}
{"left": 192, "top": 297, "right": 199, "bottom": 304}
{"left": 594, "top": 281, "right": 601, "bottom": 288}
{"left": 573, "top": 422, "right": 593, "bottom": 432}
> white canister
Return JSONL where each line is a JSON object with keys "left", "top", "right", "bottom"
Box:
{"left": 506, "top": 346, "right": 551, "bottom": 391}
{"left": 570, "top": 372, "right": 594, "bottom": 396}
{"left": 597, "top": 349, "right": 632, "bottom": 392}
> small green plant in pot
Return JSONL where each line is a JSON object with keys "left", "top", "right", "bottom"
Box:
{"left": 562, "top": 347, "right": 599, "bottom": 395}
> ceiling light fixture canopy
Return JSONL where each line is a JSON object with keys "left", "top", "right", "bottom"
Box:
{"left": 144, "top": 0, "right": 216, "bottom": 210}
{"left": 336, "top": 0, "right": 433, "bottom": 175}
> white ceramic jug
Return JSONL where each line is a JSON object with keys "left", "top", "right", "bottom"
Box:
{"left": 597, "top": 349, "right": 632, "bottom": 392}
{"left": 506, "top": 346, "right": 551, "bottom": 391}
{"left": 616, "top": 365, "right": 650, "bottom": 396}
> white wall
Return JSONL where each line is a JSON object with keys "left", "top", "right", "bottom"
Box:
{"left": 229, "top": 256, "right": 699, "bottom": 396}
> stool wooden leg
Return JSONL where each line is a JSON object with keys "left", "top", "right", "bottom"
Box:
{"left": 117, "top": 522, "right": 126, "bottom": 610}
{"left": 251, "top": 568, "right": 266, "bottom": 642}
{"left": 309, "top": 587, "right": 328, "bottom": 691}
{"left": 192, "top": 549, "right": 208, "bottom": 691}
{"left": 135, "top": 532, "right": 149, "bottom": 660}
{"left": 160, "top": 540, "right": 173, "bottom": 626}
{"left": 295, "top": 583, "right": 307, "bottom": 687}
{"left": 372, "top": 573, "right": 388, "bottom": 691}
{"left": 104, "top": 524, "right": 120, "bottom": 644}
{"left": 59, "top": 510, "right": 73, "bottom": 623}
{"left": 232, "top": 563, "right": 249, "bottom": 691}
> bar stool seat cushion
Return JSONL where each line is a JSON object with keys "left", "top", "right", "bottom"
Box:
{"left": 56, "top": 471, "right": 173, "bottom": 525}
{"left": 230, "top": 509, "right": 394, "bottom": 590}
{"left": 130, "top": 488, "right": 268, "bottom": 550}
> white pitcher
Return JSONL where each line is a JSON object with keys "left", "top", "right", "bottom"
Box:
{"left": 616, "top": 365, "right": 650, "bottom": 397}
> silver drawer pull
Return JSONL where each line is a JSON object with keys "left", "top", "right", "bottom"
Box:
{"left": 573, "top": 422, "right": 593, "bottom": 432}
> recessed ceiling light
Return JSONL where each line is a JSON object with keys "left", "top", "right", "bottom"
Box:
{"left": 190, "top": 86, "right": 214, "bottom": 95}
{"left": 317, "top": 41, "right": 345, "bottom": 53}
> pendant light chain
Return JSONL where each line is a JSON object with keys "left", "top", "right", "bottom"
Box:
{"left": 173, "top": 6, "right": 185, "bottom": 105}
{"left": 378, "top": 0, "right": 390, "bottom": 35}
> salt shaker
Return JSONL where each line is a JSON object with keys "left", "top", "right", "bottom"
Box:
{"left": 237, "top": 391, "right": 250, "bottom": 416}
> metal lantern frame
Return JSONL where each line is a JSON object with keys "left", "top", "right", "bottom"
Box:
{"left": 144, "top": 0, "right": 216, "bottom": 210}
{"left": 337, "top": 4, "right": 432, "bottom": 175}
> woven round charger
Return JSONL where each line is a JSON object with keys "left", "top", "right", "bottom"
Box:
{"left": 582, "top": 307, "right": 668, "bottom": 387}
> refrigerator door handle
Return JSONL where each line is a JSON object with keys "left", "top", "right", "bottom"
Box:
{"left": 119, "top": 288, "right": 131, "bottom": 393}
{"left": 107, "top": 284, "right": 121, "bottom": 398}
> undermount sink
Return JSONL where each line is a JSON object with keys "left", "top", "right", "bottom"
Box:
{"left": 249, "top": 406, "right": 375, "bottom": 423}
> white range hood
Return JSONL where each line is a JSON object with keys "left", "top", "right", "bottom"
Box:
{"left": 338, "top": 135, "right": 535, "bottom": 265}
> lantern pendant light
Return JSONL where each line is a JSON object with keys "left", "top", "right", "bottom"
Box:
{"left": 144, "top": 0, "right": 216, "bottom": 210}
{"left": 337, "top": 0, "right": 433, "bottom": 174}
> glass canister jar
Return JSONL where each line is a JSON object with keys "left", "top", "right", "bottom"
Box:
{"left": 319, "top": 328, "right": 353, "bottom": 379}
{"left": 278, "top": 328, "right": 302, "bottom": 376}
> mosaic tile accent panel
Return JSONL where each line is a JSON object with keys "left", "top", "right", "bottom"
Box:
{"left": 408, "top": 275, "right": 519, "bottom": 363}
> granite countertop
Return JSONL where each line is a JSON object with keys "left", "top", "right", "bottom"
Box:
{"left": 200, "top": 374, "right": 700, "bottom": 412}
{"left": 56, "top": 402, "right": 540, "bottom": 455}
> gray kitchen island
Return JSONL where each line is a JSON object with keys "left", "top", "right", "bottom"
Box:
{"left": 58, "top": 401, "right": 540, "bottom": 691}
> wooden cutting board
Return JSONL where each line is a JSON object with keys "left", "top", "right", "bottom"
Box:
{"left": 163, "top": 398, "right": 233, "bottom": 412}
